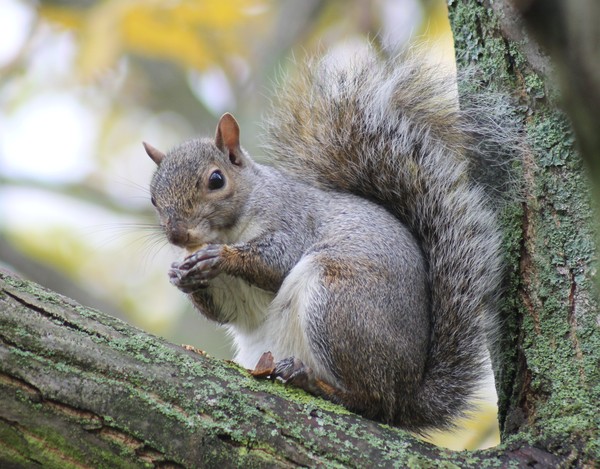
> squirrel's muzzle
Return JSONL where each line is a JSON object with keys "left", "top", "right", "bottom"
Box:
{"left": 166, "top": 221, "right": 190, "bottom": 247}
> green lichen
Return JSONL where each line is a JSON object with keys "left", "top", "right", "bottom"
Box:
{"left": 521, "top": 109, "right": 598, "bottom": 449}
{"left": 449, "top": 1, "right": 600, "bottom": 465}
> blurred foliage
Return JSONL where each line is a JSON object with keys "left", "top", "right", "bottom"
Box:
{"left": 39, "top": 0, "right": 266, "bottom": 80}
{"left": 425, "top": 402, "right": 501, "bottom": 450}
{"left": 0, "top": 0, "right": 499, "bottom": 451}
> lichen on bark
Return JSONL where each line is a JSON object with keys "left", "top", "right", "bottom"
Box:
{"left": 449, "top": 0, "right": 599, "bottom": 463}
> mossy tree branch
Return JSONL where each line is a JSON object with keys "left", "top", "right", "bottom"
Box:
{"left": 0, "top": 269, "right": 572, "bottom": 468}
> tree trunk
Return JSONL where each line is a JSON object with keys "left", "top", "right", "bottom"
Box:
{"left": 1, "top": 1, "right": 598, "bottom": 467}
{"left": 449, "top": 0, "right": 600, "bottom": 464}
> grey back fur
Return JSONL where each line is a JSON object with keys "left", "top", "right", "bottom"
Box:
{"left": 263, "top": 51, "right": 506, "bottom": 429}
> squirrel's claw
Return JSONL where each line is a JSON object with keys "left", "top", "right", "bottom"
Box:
{"left": 250, "top": 354, "right": 306, "bottom": 382}
{"left": 168, "top": 267, "right": 209, "bottom": 292}
{"left": 272, "top": 356, "right": 307, "bottom": 381}
{"left": 251, "top": 353, "right": 341, "bottom": 403}
{"left": 169, "top": 244, "right": 223, "bottom": 292}
{"left": 180, "top": 244, "right": 222, "bottom": 270}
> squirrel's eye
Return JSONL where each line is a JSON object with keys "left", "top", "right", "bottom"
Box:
{"left": 150, "top": 196, "right": 157, "bottom": 207}
{"left": 208, "top": 170, "right": 225, "bottom": 190}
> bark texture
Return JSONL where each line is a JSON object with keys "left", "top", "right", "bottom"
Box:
{"left": 509, "top": 0, "right": 600, "bottom": 191}
{"left": 449, "top": 0, "right": 599, "bottom": 464}
{"left": 0, "top": 269, "right": 575, "bottom": 468}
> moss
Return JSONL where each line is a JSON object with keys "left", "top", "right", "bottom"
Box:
{"left": 0, "top": 423, "right": 33, "bottom": 466}
{"left": 523, "top": 73, "right": 545, "bottom": 100}
{"left": 521, "top": 110, "right": 598, "bottom": 447}
{"left": 449, "top": 1, "right": 514, "bottom": 86}
{"left": 449, "top": 1, "right": 600, "bottom": 465}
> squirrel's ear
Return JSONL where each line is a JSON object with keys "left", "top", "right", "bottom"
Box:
{"left": 143, "top": 142, "right": 165, "bottom": 166}
{"left": 215, "top": 113, "right": 244, "bottom": 166}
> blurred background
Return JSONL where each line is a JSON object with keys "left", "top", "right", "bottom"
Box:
{"left": 0, "top": 0, "right": 496, "bottom": 450}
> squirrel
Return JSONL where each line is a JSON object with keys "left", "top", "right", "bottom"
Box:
{"left": 143, "top": 50, "right": 511, "bottom": 432}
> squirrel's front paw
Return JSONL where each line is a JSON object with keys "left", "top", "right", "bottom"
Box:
{"left": 169, "top": 244, "right": 223, "bottom": 293}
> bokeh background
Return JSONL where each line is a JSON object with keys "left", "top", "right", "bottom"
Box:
{"left": 0, "top": 0, "right": 497, "bottom": 450}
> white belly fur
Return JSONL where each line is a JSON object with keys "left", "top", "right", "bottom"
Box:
{"left": 224, "top": 255, "right": 338, "bottom": 384}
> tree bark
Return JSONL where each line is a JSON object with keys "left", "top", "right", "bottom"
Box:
{"left": 0, "top": 269, "right": 584, "bottom": 468}
{"left": 449, "top": 0, "right": 599, "bottom": 465}
{"left": 508, "top": 0, "right": 600, "bottom": 192}
{"left": 2, "top": 268, "right": 412, "bottom": 468}
{"left": 1, "top": 1, "right": 599, "bottom": 467}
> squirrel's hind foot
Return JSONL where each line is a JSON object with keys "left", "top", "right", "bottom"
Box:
{"left": 250, "top": 352, "right": 342, "bottom": 403}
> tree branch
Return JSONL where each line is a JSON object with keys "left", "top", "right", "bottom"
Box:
{"left": 0, "top": 269, "right": 576, "bottom": 467}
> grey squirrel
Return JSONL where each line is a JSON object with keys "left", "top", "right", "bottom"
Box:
{"left": 144, "top": 51, "right": 509, "bottom": 432}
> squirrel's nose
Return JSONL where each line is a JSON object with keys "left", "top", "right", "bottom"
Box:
{"left": 167, "top": 222, "right": 190, "bottom": 247}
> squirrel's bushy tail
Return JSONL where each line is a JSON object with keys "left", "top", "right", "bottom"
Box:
{"left": 263, "top": 51, "right": 510, "bottom": 430}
